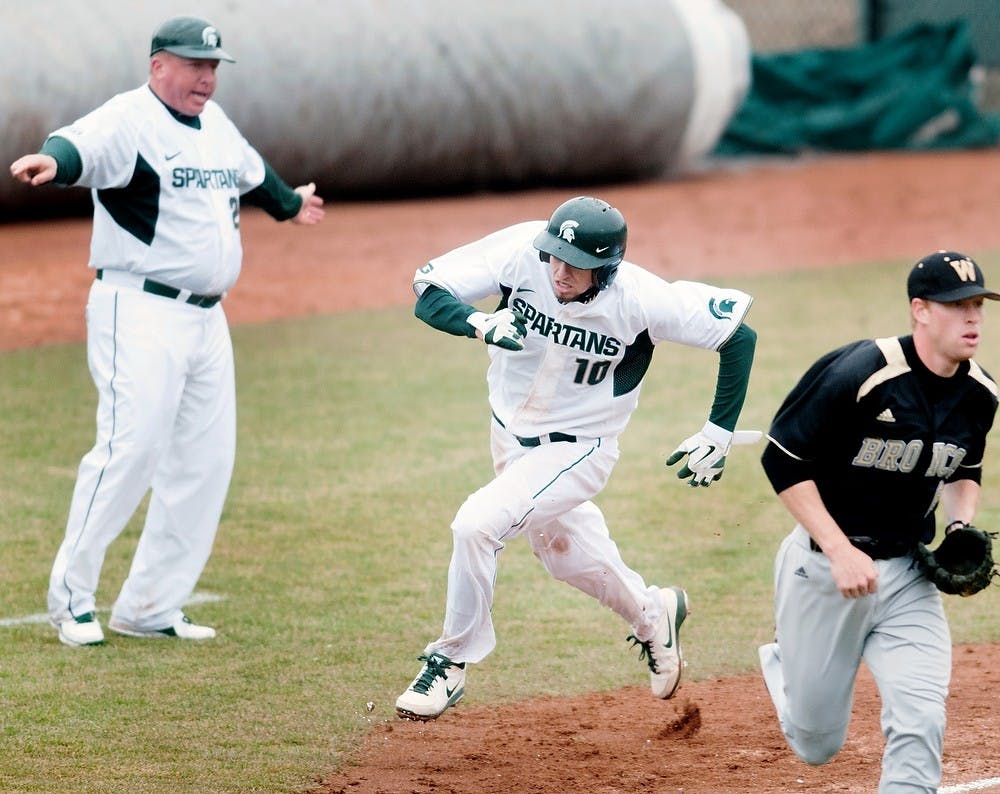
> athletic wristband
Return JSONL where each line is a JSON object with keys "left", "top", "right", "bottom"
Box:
{"left": 700, "top": 420, "right": 733, "bottom": 449}
{"left": 944, "top": 520, "right": 968, "bottom": 534}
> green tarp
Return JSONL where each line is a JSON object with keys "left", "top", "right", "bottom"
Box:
{"left": 715, "top": 20, "right": 1000, "bottom": 154}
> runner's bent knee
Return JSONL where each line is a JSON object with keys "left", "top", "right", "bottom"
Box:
{"left": 452, "top": 481, "right": 533, "bottom": 542}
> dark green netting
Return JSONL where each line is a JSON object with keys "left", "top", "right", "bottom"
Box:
{"left": 715, "top": 20, "right": 1000, "bottom": 155}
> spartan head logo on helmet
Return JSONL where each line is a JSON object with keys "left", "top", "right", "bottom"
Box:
{"left": 202, "top": 26, "right": 220, "bottom": 47}
{"left": 559, "top": 220, "right": 579, "bottom": 243}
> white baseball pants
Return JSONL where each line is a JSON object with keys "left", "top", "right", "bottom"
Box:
{"left": 427, "top": 419, "right": 663, "bottom": 663}
{"left": 48, "top": 278, "right": 235, "bottom": 630}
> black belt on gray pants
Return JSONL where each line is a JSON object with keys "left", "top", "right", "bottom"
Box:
{"left": 809, "top": 536, "right": 914, "bottom": 560}
{"left": 492, "top": 412, "right": 577, "bottom": 446}
{"left": 96, "top": 269, "right": 222, "bottom": 308}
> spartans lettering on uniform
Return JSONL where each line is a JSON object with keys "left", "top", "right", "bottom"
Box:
{"left": 851, "top": 438, "right": 966, "bottom": 477}
{"left": 8, "top": 13, "right": 325, "bottom": 648}
{"left": 512, "top": 296, "right": 622, "bottom": 356}
{"left": 397, "top": 196, "right": 757, "bottom": 721}
{"left": 171, "top": 166, "right": 240, "bottom": 189}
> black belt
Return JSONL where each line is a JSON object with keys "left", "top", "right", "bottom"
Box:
{"left": 515, "top": 431, "right": 578, "bottom": 447}
{"left": 492, "top": 412, "right": 577, "bottom": 447}
{"left": 96, "top": 269, "right": 222, "bottom": 308}
{"left": 809, "top": 536, "right": 914, "bottom": 560}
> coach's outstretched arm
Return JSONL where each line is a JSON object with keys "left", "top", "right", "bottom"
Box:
{"left": 10, "top": 135, "right": 81, "bottom": 186}
{"left": 242, "top": 163, "right": 325, "bottom": 225}
{"left": 12, "top": 137, "right": 324, "bottom": 225}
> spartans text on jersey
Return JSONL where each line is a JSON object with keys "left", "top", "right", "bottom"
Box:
{"left": 171, "top": 167, "right": 240, "bottom": 189}
{"left": 512, "top": 297, "right": 622, "bottom": 356}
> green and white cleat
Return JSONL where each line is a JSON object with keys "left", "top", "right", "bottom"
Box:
{"left": 628, "top": 585, "right": 689, "bottom": 699}
{"left": 395, "top": 652, "right": 466, "bottom": 720}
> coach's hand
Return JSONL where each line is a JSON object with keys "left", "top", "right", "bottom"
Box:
{"left": 666, "top": 423, "right": 733, "bottom": 486}
{"left": 10, "top": 154, "right": 58, "bottom": 186}
{"left": 291, "top": 182, "right": 325, "bottom": 225}
{"left": 468, "top": 309, "right": 528, "bottom": 351}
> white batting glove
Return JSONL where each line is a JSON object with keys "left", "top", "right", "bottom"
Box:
{"left": 665, "top": 422, "right": 733, "bottom": 487}
{"left": 467, "top": 309, "right": 528, "bottom": 351}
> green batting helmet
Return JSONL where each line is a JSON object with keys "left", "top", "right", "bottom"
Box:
{"left": 151, "top": 16, "right": 235, "bottom": 62}
{"left": 533, "top": 196, "right": 627, "bottom": 290}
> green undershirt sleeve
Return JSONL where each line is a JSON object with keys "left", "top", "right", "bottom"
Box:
{"left": 708, "top": 323, "right": 757, "bottom": 432}
{"left": 39, "top": 136, "right": 83, "bottom": 186}
{"left": 241, "top": 160, "right": 303, "bottom": 221}
{"left": 414, "top": 284, "right": 479, "bottom": 338}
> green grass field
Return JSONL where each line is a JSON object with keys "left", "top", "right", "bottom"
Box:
{"left": 2, "top": 256, "right": 998, "bottom": 793}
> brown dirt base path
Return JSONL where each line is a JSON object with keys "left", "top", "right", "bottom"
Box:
{"left": 315, "top": 646, "right": 999, "bottom": 794}
{"left": 3, "top": 149, "right": 1000, "bottom": 792}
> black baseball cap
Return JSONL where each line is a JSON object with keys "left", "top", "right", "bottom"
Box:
{"left": 907, "top": 250, "right": 1000, "bottom": 302}
{"left": 150, "top": 16, "right": 235, "bottom": 62}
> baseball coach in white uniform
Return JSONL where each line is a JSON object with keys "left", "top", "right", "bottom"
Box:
{"left": 395, "top": 196, "right": 757, "bottom": 720}
{"left": 9, "top": 15, "right": 325, "bottom": 647}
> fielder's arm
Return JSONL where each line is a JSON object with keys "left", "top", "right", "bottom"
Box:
{"left": 940, "top": 478, "right": 981, "bottom": 530}
{"left": 760, "top": 442, "right": 878, "bottom": 598}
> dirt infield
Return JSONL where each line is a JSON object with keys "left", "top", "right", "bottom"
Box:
{"left": 3, "top": 149, "right": 1000, "bottom": 792}
{"left": 314, "top": 648, "right": 999, "bottom": 794}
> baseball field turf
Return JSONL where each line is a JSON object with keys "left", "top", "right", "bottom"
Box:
{"left": 2, "top": 256, "right": 998, "bottom": 793}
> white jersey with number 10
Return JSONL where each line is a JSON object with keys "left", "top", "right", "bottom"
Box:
{"left": 414, "top": 221, "right": 752, "bottom": 440}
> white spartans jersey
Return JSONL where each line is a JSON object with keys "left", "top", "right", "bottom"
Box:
{"left": 415, "top": 221, "right": 753, "bottom": 440}
{"left": 49, "top": 84, "right": 268, "bottom": 295}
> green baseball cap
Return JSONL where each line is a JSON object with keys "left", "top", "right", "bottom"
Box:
{"left": 150, "top": 16, "right": 235, "bottom": 62}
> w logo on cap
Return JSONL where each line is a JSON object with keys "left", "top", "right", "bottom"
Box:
{"left": 949, "top": 257, "right": 977, "bottom": 282}
{"left": 907, "top": 250, "right": 999, "bottom": 302}
{"left": 202, "top": 27, "right": 220, "bottom": 47}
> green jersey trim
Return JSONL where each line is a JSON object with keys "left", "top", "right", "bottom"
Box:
{"left": 40, "top": 136, "right": 83, "bottom": 186}
{"left": 96, "top": 153, "right": 160, "bottom": 245}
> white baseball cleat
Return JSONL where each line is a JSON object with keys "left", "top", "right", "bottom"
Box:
{"left": 109, "top": 613, "right": 216, "bottom": 640}
{"left": 395, "top": 652, "right": 466, "bottom": 720}
{"left": 57, "top": 612, "right": 105, "bottom": 647}
{"left": 628, "top": 585, "right": 689, "bottom": 699}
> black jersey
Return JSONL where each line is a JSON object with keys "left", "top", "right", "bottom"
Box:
{"left": 762, "top": 335, "right": 997, "bottom": 546}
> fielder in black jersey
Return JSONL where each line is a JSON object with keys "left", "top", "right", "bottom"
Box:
{"left": 758, "top": 251, "right": 999, "bottom": 793}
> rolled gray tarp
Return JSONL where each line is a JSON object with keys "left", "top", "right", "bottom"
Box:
{"left": 0, "top": 0, "right": 749, "bottom": 217}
